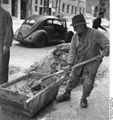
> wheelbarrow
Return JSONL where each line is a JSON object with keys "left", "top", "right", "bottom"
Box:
{"left": 0, "top": 55, "right": 101, "bottom": 117}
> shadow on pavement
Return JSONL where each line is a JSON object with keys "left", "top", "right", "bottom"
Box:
{"left": 13, "top": 40, "right": 65, "bottom": 49}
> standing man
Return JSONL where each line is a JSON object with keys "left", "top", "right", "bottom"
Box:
{"left": 56, "top": 14, "right": 109, "bottom": 108}
{"left": 0, "top": 2, "right": 13, "bottom": 84}
{"left": 92, "top": 12, "right": 107, "bottom": 31}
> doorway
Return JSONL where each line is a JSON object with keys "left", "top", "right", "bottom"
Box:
{"left": 21, "top": 0, "right": 27, "bottom": 19}
{"left": 12, "top": 0, "right": 17, "bottom": 17}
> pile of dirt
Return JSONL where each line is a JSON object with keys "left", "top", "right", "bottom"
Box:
{"left": 9, "top": 65, "right": 21, "bottom": 75}
{"left": 25, "top": 43, "right": 109, "bottom": 84}
{"left": 26, "top": 43, "right": 70, "bottom": 75}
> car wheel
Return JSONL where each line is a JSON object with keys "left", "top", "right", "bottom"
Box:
{"left": 65, "top": 31, "right": 74, "bottom": 43}
{"left": 35, "top": 34, "right": 47, "bottom": 48}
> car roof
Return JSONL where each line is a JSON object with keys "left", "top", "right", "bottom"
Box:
{"left": 27, "top": 15, "right": 59, "bottom": 23}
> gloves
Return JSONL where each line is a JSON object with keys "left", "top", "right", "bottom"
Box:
{"left": 95, "top": 54, "right": 103, "bottom": 61}
{"left": 63, "top": 64, "right": 73, "bottom": 72}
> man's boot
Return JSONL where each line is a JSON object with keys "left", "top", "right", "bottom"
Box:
{"left": 80, "top": 96, "right": 88, "bottom": 108}
{"left": 56, "top": 90, "right": 71, "bottom": 102}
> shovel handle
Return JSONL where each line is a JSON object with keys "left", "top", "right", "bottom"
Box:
{"left": 72, "top": 55, "right": 102, "bottom": 69}
{"left": 31, "top": 55, "right": 102, "bottom": 89}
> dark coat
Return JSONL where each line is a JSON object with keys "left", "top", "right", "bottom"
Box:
{"left": 0, "top": 6, "right": 13, "bottom": 84}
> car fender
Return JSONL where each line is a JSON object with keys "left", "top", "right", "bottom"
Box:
{"left": 29, "top": 30, "right": 48, "bottom": 42}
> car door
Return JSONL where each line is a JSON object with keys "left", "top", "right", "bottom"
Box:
{"left": 43, "top": 19, "right": 54, "bottom": 41}
{"left": 53, "top": 19, "right": 65, "bottom": 39}
{"left": 20, "top": 18, "right": 36, "bottom": 38}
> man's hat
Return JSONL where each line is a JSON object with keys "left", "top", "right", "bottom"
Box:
{"left": 70, "top": 14, "right": 86, "bottom": 27}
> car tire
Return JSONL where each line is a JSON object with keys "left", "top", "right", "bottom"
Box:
{"left": 65, "top": 31, "right": 74, "bottom": 43}
{"left": 35, "top": 34, "right": 47, "bottom": 48}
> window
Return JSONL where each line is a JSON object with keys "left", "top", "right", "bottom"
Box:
{"left": 62, "top": 3, "right": 65, "bottom": 12}
{"left": 3, "top": 0, "right": 9, "bottom": 4}
{"left": 83, "top": 8, "right": 85, "bottom": 14}
{"left": 71, "top": 6, "right": 74, "bottom": 14}
{"left": 40, "top": 0, "right": 43, "bottom": 5}
{"left": 39, "top": 7, "right": 43, "bottom": 15}
{"left": 24, "top": 19, "right": 36, "bottom": 26}
{"left": 53, "top": 20, "right": 62, "bottom": 26}
{"left": 43, "top": 20, "right": 52, "bottom": 26}
{"left": 47, "top": 20, "right": 53, "bottom": 24}
{"left": 35, "top": 0, "right": 38, "bottom": 4}
{"left": 67, "top": 5, "right": 69, "bottom": 13}
{"left": 35, "top": 0, "right": 38, "bottom": 12}
{"left": 75, "top": 7, "right": 77, "bottom": 14}
{"left": 35, "top": 6, "right": 38, "bottom": 11}
{"left": 79, "top": 7, "right": 81, "bottom": 14}
{"left": 52, "top": 1, "right": 56, "bottom": 8}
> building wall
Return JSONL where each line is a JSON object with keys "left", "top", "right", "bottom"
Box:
{"left": 1, "top": 0, "right": 86, "bottom": 19}
{"left": 86, "top": 0, "right": 99, "bottom": 16}
{"left": 60, "top": 0, "right": 86, "bottom": 17}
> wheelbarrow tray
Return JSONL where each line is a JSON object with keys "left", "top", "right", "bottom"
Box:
{"left": 0, "top": 72, "right": 65, "bottom": 117}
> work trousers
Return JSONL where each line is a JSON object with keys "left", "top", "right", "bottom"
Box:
{"left": 66, "top": 66, "right": 96, "bottom": 98}
{"left": 0, "top": 50, "right": 10, "bottom": 84}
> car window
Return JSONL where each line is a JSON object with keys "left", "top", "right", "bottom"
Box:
{"left": 53, "top": 20, "right": 62, "bottom": 26}
{"left": 47, "top": 20, "right": 53, "bottom": 24}
{"left": 43, "top": 19, "right": 53, "bottom": 26}
{"left": 24, "top": 19, "right": 36, "bottom": 26}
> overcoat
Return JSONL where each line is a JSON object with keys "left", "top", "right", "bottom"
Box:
{"left": 0, "top": 6, "right": 13, "bottom": 84}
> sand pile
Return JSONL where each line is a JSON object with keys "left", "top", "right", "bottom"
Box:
{"left": 26, "top": 43, "right": 70, "bottom": 75}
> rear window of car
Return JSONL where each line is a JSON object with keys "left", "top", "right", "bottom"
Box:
{"left": 24, "top": 19, "right": 36, "bottom": 26}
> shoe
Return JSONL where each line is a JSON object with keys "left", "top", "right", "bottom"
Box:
{"left": 56, "top": 92, "right": 71, "bottom": 102}
{"left": 80, "top": 97, "right": 88, "bottom": 108}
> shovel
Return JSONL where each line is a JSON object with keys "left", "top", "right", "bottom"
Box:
{"left": 31, "top": 55, "right": 102, "bottom": 90}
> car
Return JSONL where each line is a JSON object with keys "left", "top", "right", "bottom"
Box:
{"left": 14, "top": 15, "right": 74, "bottom": 48}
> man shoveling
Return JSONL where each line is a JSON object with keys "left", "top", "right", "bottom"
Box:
{"left": 56, "top": 14, "right": 109, "bottom": 108}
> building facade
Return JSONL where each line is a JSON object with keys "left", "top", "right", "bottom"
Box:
{"left": 1, "top": 0, "right": 86, "bottom": 19}
{"left": 1, "top": 0, "right": 32, "bottom": 19}
{"left": 58, "top": 0, "right": 86, "bottom": 16}
{"left": 86, "top": 0, "right": 109, "bottom": 19}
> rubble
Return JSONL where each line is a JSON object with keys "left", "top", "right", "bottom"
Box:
{"left": 25, "top": 43, "right": 70, "bottom": 75}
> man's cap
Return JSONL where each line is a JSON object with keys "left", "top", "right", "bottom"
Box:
{"left": 70, "top": 14, "right": 87, "bottom": 27}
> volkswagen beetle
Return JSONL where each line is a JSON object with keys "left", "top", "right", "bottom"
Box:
{"left": 14, "top": 15, "right": 74, "bottom": 48}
